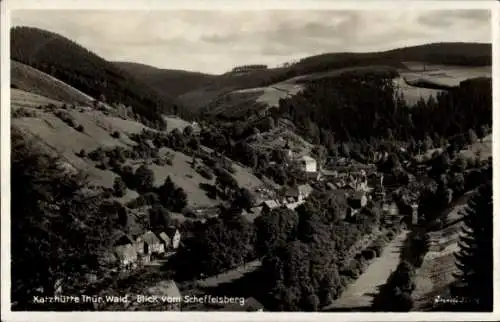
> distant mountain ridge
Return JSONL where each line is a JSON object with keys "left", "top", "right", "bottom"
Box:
{"left": 11, "top": 25, "right": 491, "bottom": 121}
{"left": 115, "top": 61, "right": 216, "bottom": 99}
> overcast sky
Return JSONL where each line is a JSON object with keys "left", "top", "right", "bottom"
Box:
{"left": 11, "top": 9, "right": 491, "bottom": 74}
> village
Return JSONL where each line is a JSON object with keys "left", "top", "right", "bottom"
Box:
{"left": 84, "top": 138, "right": 423, "bottom": 312}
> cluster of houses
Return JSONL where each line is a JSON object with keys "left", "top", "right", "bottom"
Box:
{"left": 241, "top": 183, "right": 314, "bottom": 223}
{"left": 111, "top": 227, "right": 182, "bottom": 271}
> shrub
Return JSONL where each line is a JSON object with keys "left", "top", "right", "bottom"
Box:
{"left": 362, "top": 249, "right": 376, "bottom": 261}
{"left": 127, "top": 192, "right": 160, "bottom": 208}
{"left": 12, "top": 108, "right": 37, "bottom": 118}
{"left": 111, "top": 131, "right": 121, "bottom": 139}
{"left": 197, "top": 166, "right": 214, "bottom": 180}
{"left": 75, "top": 124, "right": 84, "bottom": 132}
{"left": 113, "top": 177, "right": 127, "bottom": 197}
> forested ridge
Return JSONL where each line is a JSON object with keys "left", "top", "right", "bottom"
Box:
{"left": 11, "top": 26, "right": 182, "bottom": 129}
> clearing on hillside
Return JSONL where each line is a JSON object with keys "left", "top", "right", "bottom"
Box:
{"left": 12, "top": 89, "right": 263, "bottom": 208}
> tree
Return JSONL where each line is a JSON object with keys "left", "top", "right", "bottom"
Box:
{"left": 113, "top": 176, "right": 127, "bottom": 197}
{"left": 172, "top": 188, "right": 188, "bottom": 212}
{"left": 11, "top": 129, "right": 114, "bottom": 309}
{"left": 451, "top": 181, "right": 493, "bottom": 311}
{"left": 148, "top": 204, "right": 172, "bottom": 231}
{"left": 467, "top": 128, "right": 478, "bottom": 145}
{"left": 134, "top": 164, "right": 155, "bottom": 193}
{"left": 183, "top": 125, "right": 194, "bottom": 137}
{"left": 233, "top": 187, "right": 255, "bottom": 210}
{"left": 254, "top": 207, "right": 299, "bottom": 257}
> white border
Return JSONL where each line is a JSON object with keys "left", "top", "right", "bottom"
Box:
{"left": 1, "top": 0, "right": 499, "bottom": 321}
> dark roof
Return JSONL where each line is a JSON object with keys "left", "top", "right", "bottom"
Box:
{"left": 111, "top": 230, "right": 134, "bottom": 247}
{"left": 165, "top": 226, "right": 179, "bottom": 239}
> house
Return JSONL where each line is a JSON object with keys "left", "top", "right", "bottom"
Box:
{"left": 142, "top": 230, "right": 165, "bottom": 259}
{"left": 110, "top": 231, "right": 138, "bottom": 269}
{"left": 285, "top": 200, "right": 304, "bottom": 210}
{"left": 297, "top": 184, "right": 313, "bottom": 201}
{"left": 158, "top": 232, "right": 171, "bottom": 250}
{"left": 261, "top": 200, "right": 280, "bottom": 214}
{"left": 299, "top": 155, "right": 317, "bottom": 173}
{"left": 242, "top": 206, "right": 263, "bottom": 223}
{"left": 165, "top": 227, "right": 181, "bottom": 249}
{"left": 349, "top": 191, "right": 368, "bottom": 209}
{"left": 115, "top": 244, "right": 138, "bottom": 270}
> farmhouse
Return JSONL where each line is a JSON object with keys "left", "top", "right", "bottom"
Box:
{"left": 158, "top": 232, "right": 170, "bottom": 250}
{"left": 115, "top": 244, "right": 138, "bottom": 270}
{"left": 142, "top": 231, "right": 165, "bottom": 260}
{"left": 110, "top": 231, "right": 139, "bottom": 270}
{"left": 298, "top": 155, "right": 317, "bottom": 173}
{"left": 261, "top": 200, "right": 280, "bottom": 214}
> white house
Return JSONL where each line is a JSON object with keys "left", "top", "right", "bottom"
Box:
{"left": 299, "top": 155, "right": 317, "bottom": 173}
{"left": 165, "top": 227, "right": 182, "bottom": 250}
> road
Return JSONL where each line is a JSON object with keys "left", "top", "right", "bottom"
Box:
{"left": 323, "top": 230, "right": 409, "bottom": 311}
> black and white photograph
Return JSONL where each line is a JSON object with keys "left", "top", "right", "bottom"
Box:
{"left": 1, "top": 0, "right": 496, "bottom": 319}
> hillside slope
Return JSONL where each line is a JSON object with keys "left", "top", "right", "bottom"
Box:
{"left": 11, "top": 60, "right": 94, "bottom": 106}
{"left": 11, "top": 26, "right": 181, "bottom": 129}
{"left": 115, "top": 62, "right": 216, "bottom": 99}
{"left": 178, "top": 42, "right": 491, "bottom": 113}
{"left": 12, "top": 85, "right": 263, "bottom": 209}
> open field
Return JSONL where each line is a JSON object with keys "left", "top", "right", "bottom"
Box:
{"left": 11, "top": 88, "right": 65, "bottom": 109}
{"left": 13, "top": 89, "right": 263, "bottom": 208}
{"left": 12, "top": 60, "right": 94, "bottom": 105}
{"left": 397, "top": 63, "right": 491, "bottom": 106}
{"left": 324, "top": 230, "right": 409, "bottom": 311}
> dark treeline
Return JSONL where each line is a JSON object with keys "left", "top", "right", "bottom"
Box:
{"left": 276, "top": 73, "right": 491, "bottom": 148}
{"left": 11, "top": 26, "right": 183, "bottom": 129}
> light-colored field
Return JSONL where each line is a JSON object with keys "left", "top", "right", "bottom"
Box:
{"left": 11, "top": 60, "right": 94, "bottom": 105}
{"left": 397, "top": 63, "right": 491, "bottom": 106}
{"left": 324, "top": 230, "right": 409, "bottom": 310}
{"left": 11, "top": 88, "right": 64, "bottom": 108}
{"left": 13, "top": 89, "right": 263, "bottom": 208}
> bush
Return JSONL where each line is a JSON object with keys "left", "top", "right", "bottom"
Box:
{"left": 127, "top": 192, "right": 160, "bottom": 208}
{"left": 197, "top": 166, "right": 214, "bottom": 180}
{"left": 76, "top": 149, "right": 86, "bottom": 158}
{"left": 362, "top": 249, "right": 376, "bottom": 261}
{"left": 111, "top": 131, "right": 121, "bottom": 139}
{"left": 113, "top": 177, "right": 127, "bottom": 197}
{"left": 12, "top": 108, "right": 37, "bottom": 118}
{"left": 75, "top": 124, "right": 84, "bottom": 132}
